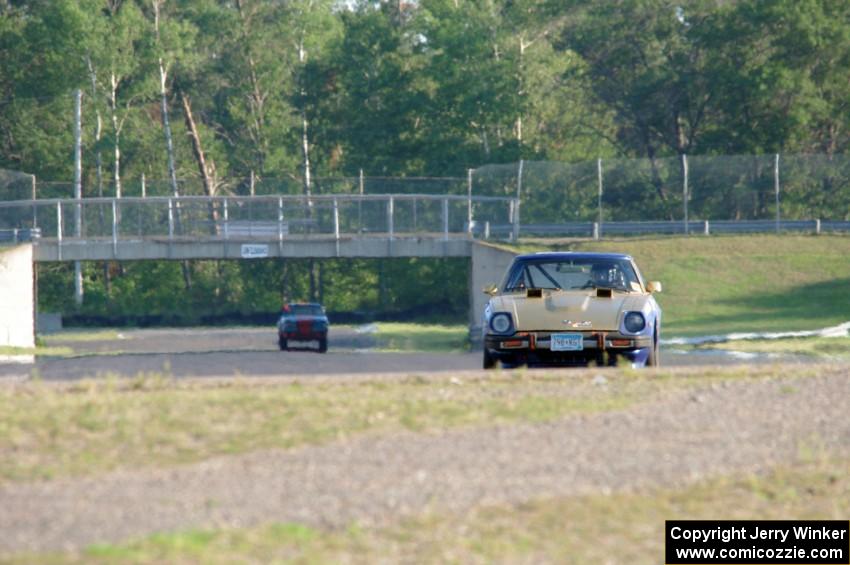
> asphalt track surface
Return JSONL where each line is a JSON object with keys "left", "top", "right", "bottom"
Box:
{"left": 0, "top": 326, "right": 812, "bottom": 381}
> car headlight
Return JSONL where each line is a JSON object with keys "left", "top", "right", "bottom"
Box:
{"left": 489, "top": 312, "right": 513, "bottom": 334}
{"left": 624, "top": 312, "right": 646, "bottom": 333}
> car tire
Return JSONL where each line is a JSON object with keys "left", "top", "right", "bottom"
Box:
{"left": 318, "top": 337, "right": 328, "bottom": 353}
{"left": 483, "top": 348, "right": 497, "bottom": 369}
{"left": 278, "top": 338, "right": 288, "bottom": 351}
{"left": 646, "top": 328, "right": 660, "bottom": 367}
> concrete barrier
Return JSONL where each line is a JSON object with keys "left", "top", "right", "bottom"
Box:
{"left": 36, "top": 313, "right": 62, "bottom": 334}
{"left": 468, "top": 242, "right": 518, "bottom": 343}
{"left": 0, "top": 244, "right": 34, "bottom": 348}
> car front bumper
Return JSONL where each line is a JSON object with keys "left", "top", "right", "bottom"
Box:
{"left": 279, "top": 331, "right": 327, "bottom": 340}
{"left": 484, "top": 330, "right": 653, "bottom": 367}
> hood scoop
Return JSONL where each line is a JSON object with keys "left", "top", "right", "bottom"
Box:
{"left": 596, "top": 288, "right": 613, "bottom": 298}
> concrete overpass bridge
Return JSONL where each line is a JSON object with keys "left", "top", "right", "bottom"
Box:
{"left": 0, "top": 194, "right": 521, "bottom": 338}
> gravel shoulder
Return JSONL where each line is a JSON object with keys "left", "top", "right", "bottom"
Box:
{"left": 1, "top": 367, "right": 848, "bottom": 554}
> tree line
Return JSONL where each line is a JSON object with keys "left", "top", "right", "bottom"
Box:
{"left": 5, "top": 1, "right": 850, "bottom": 189}
{"left": 4, "top": 0, "right": 850, "bottom": 321}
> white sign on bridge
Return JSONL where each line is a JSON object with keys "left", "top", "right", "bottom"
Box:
{"left": 240, "top": 244, "right": 269, "bottom": 259}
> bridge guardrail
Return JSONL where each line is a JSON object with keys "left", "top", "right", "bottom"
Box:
{"left": 0, "top": 227, "right": 40, "bottom": 244}
{"left": 0, "top": 194, "right": 518, "bottom": 244}
{"left": 1, "top": 194, "right": 848, "bottom": 247}
{"left": 484, "top": 219, "right": 849, "bottom": 238}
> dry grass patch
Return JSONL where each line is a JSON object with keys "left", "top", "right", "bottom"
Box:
{"left": 0, "top": 364, "right": 828, "bottom": 483}
{"left": 17, "top": 456, "right": 850, "bottom": 564}
{"left": 0, "top": 370, "right": 663, "bottom": 482}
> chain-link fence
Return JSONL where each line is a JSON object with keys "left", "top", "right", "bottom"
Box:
{"left": 482, "top": 154, "right": 850, "bottom": 224}
{"left": 0, "top": 169, "right": 35, "bottom": 201}
{"left": 4, "top": 153, "right": 850, "bottom": 234}
{"left": 0, "top": 194, "right": 516, "bottom": 242}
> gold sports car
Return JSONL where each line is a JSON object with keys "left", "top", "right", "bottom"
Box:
{"left": 482, "top": 252, "right": 662, "bottom": 368}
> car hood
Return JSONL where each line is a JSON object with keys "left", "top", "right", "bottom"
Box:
{"left": 278, "top": 315, "right": 328, "bottom": 325}
{"left": 491, "top": 290, "right": 648, "bottom": 332}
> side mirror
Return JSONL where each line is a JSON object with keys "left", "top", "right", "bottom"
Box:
{"left": 482, "top": 283, "right": 499, "bottom": 296}
{"left": 646, "top": 281, "right": 662, "bottom": 293}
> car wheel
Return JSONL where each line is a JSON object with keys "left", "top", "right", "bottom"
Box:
{"left": 646, "top": 328, "right": 660, "bottom": 367}
{"left": 278, "top": 338, "right": 288, "bottom": 351}
{"left": 318, "top": 337, "right": 328, "bottom": 353}
{"left": 483, "top": 348, "right": 496, "bottom": 369}
{"left": 500, "top": 358, "right": 522, "bottom": 369}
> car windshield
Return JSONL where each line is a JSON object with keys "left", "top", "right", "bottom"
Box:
{"left": 503, "top": 258, "right": 641, "bottom": 292}
{"left": 288, "top": 304, "right": 324, "bottom": 316}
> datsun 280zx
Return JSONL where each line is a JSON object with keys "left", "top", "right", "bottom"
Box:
{"left": 482, "top": 252, "right": 662, "bottom": 369}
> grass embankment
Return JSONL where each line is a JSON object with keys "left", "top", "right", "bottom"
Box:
{"left": 19, "top": 458, "right": 849, "bottom": 564}
{"left": 373, "top": 322, "right": 469, "bottom": 352}
{"left": 520, "top": 234, "right": 850, "bottom": 337}
{"left": 687, "top": 336, "right": 850, "bottom": 358}
{"left": 0, "top": 346, "right": 72, "bottom": 357}
{"left": 3, "top": 330, "right": 123, "bottom": 358}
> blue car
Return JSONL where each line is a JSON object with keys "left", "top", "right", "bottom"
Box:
{"left": 277, "top": 302, "right": 329, "bottom": 353}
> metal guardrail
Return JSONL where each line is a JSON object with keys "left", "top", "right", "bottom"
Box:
{"left": 0, "top": 228, "right": 40, "bottom": 244}
{"left": 484, "top": 219, "right": 850, "bottom": 238}
{"left": 0, "top": 194, "right": 518, "bottom": 245}
{"left": 1, "top": 193, "right": 848, "bottom": 248}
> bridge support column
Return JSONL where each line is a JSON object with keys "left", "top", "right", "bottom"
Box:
{"left": 468, "top": 242, "right": 517, "bottom": 346}
{"left": 0, "top": 244, "right": 35, "bottom": 348}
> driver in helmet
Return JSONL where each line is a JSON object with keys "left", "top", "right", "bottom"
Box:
{"left": 590, "top": 263, "right": 618, "bottom": 287}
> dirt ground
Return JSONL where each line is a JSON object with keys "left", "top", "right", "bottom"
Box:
{"left": 0, "top": 367, "right": 848, "bottom": 554}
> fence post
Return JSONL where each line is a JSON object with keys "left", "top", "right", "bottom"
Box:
{"left": 592, "top": 222, "right": 600, "bottom": 240}
{"left": 223, "top": 197, "right": 229, "bottom": 240}
{"left": 73, "top": 89, "right": 82, "bottom": 239}
{"left": 31, "top": 175, "right": 37, "bottom": 228}
{"left": 358, "top": 169, "right": 364, "bottom": 234}
{"left": 387, "top": 196, "right": 394, "bottom": 240}
{"left": 597, "top": 158, "right": 603, "bottom": 229}
{"left": 704, "top": 220, "right": 710, "bottom": 236}
{"left": 815, "top": 218, "right": 821, "bottom": 235}
{"left": 775, "top": 153, "right": 780, "bottom": 233}
{"left": 56, "top": 201, "right": 63, "bottom": 261}
{"left": 333, "top": 197, "right": 340, "bottom": 239}
{"left": 250, "top": 170, "right": 255, "bottom": 197}
{"left": 513, "top": 160, "right": 523, "bottom": 242}
{"left": 484, "top": 221, "right": 490, "bottom": 239}
{"left": 682, "top": 153, "right": 689, "bottom": 235}
{"left": 168, "top": 198, "right": 174, "bottom": 240}
{"left": 333, "top": 197, "right": 340, "bottom": 256}
{"left": 141, "top": 173, "right": 146, "bottom": 198}
{"left": 467, "top": 169, "right": 473, "bottom": 235}
{"left": 442, "top": 198, "right": 449, "bottom": 241}
{"left": 111, "top": 199, "right": 118, "bottom": 257}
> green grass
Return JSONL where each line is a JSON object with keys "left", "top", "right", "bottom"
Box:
{"left": 0, "top": 330, "right": 122, "bottom": 358}
{"left": 517, "top": 234, "right": 850, "bottom": 336}
{"left": 373, "top": 322, "right": 469, "bottom": 352}
{"left": 688, "top": 335, "right": 850, "bottom": 357}
{"left": 41, "top": 329, "right": 122, "bottom": 342}
{"left": 0, "top": 370, "right": 676, "bottom": 483}
{"left": 0, "top": 345, "right": 73, "bottom": 357}
{"left": 17, "top": 457, "right": 850, "bottom": 564}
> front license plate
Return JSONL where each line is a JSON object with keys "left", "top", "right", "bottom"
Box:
{"left": 550, "top": 333, "right": 584, "bottom": 351}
